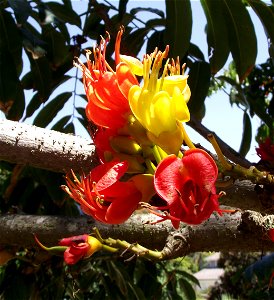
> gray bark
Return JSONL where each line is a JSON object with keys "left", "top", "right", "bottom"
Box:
{"left": 0, "top": 211, "right": 273, "bottom": 258}
{"left": 0, "top": 119, "right": 273, "bottom": 255}
{"left": 0, "top": 119, "right": 98, "bottom": 173}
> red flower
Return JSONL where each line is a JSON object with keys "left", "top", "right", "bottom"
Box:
{"left": 256, "top": 137, "right": 274, "bottom": 161}
{"left": 59, "top": 234, "right": 102, "bottom": 265}
{"left": 62, "top": 161, "right": 142, "bottom": 224}
{"left": 75, "top": 30, "right": 139, "bottom": 130}
{"left": 268, "top": 229, "right": 274, "bottom": 242}
{"left": 154, "top": 148, "right": 221, "bottom": 228}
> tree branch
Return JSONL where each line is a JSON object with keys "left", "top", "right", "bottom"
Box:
{"left": 188, "top": 116, "right": 252, "bottom": 168}
{"left": 0, "top": 211, "right": 273, "bottom": 258}
{"left": 0, "top": 119, "right": 98, "bottom": 173}
{"left": 0, "top": 119, "right": 269, "bottom": 212}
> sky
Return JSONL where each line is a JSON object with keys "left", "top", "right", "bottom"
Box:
{"left": 2, "top": 0, "right": 271, "bottom": 163}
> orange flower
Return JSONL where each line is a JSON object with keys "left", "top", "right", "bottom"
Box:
{"left": 74, "top": 29, "right": 139, "bottom": 130}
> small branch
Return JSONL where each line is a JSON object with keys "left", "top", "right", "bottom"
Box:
{"left": 1, "top": 212, "right": 274, "bottom": 258}
{"left": 0, "top": 119, "right": 98, "bottom": 173}
{"left": 188, "top": 116, "right": 252, "bottom": 168}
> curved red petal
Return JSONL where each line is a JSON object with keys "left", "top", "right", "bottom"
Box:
{"left": 93, "top": 72, "right": 129, "bottom": 111}
{"left": 154, "top": 154, "right": 183, "bottom": 206}
{"left": 105, "top": 183, "right": 141, "bottom": 224}
{"left": 89, "top": 161, "right": 129, "bottom": 190}
{"left": 116, "top": 62, "right": 139, "bottom": 98}
{"left": 86, "top": 97, "right": 125, "bottom": 129}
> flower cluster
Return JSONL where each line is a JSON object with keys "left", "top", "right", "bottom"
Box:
{"left": 36, "top": 28, "right": 225, "bottom": 264}
{"left": 62, "top": 28, "right": 223, "bottom": 232}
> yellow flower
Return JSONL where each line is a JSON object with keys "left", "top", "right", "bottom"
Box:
{"left": 128, "top": 47, "right": 191, "bottom": 154}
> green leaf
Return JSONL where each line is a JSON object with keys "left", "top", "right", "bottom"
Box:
{"left": 146, "top": 18, "right": 166, "bottom": 29}
{"left": 0, "top": 9, "right": 22, "bottom": 74}
{"left": 83, "top": 6, "right": 109, "bottom": 39}
{"left": 130, "top": 7, "right": 165, "bottom": 18}
{"left": 221, "top": 0, "right": 257, "bottom": 81}
{"left": 33, "top": 92, "right": 72, "bottom": 128}
{"left": 118, "top": 0, "right": 129, "bottom": 19}
{"left": 247, "top": 0, "right": 274, "bottom": 56}
{"left": 164, "top": 0, "right": 192, "bottom": 58}
{"left": 0, "top": 50, "right": 25, "bottom": 121}
{"left": 8, "top": 0, "right": 32, "bottom": 24}
{"left": 42, "top": 24, "right": 69, "bottom": 67}
{"left": 63, "top": 121, "right": 75, "bottom": 134}
{"left": 123, "top": 28, "right": 150, "bottom": 57}
{"left": 28, "top": 56, "right": 52, "bottom": 102}
{"left": 108, "top": 261, "right": 128, "bottom": 296}
{"left": 176, "top": 270, "right": 201, "bottom": 287}
{"left": 188, "top": 43, "right": 205, "bottom": 61}
{"left": 188, "top": 61, "right": 211, "bottom": 121}
{"left": 178, "top": 278, "right": 196, "bottom": 300}
{"left": 51, "top": 115, "right": 71, "bottom": 132}
{"left": 46, "top": 2, "right": 81, "bottom": 27}
{"left": 239, "top": 111, "right": 252, "bottom": 157}
{"left": 201, "top": 0, "right": 230, "bottom": 74}
{"left": 146, "top": 30, "right": 165, "bottom": 54}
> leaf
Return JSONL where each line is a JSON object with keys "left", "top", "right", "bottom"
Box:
{"left": 201, "top": 0, "right": 230, "bottom": 74}
{"left": 0, "top": 9, "right": 22, "bottom": 73}
{"left": 188, "top": 61, "right": 211, "bottom": 121}
{"left": 122, "top": 28, "right": 150, "bottom": 57}
{"left": 51, "top": 115, "right": 71, "bottom": 132}
{"left": 130, "top": 7, "right": 165, "bottom": 18}
{"left": 42, "top": 24, "right": 69, "bottom": 67}
{"left": 146, "top": 18, "right": 166, "bottom": 29}
{"left": 247, "top": 0, "right": 274, "bottom": 54}
{"left": 63, "top": 122, "right": 75, "bottom": 134}
{"left": 221, "top": 0, "right": 257, "bottom": 82}
{"left": 118, "top": 0, "right": 129, "bottom": 20}
{"left": 0, "top": 50, "right": 25, "bottom": 121}
{"left": 146, "top": 30, "right": 165, "bottom": 54}
{"left": 178, "top": 278, "right": 196, "bottom": 300}
{"left": 46, "top": 1, "right": 81, "bottom": 27}
{"left": 8, "top": 0, "right": 32, "bottom": 24}
{"left": 33, "top": 92, "right": 72, "bottom": 128}
{"left": 164, "top": 0, "right": 192, "bottom": 58}
{"left": 176, "top": 270, "right": 201, "bottom": 287}
{"left": 239, "top": 111, "right": 252, "bottom": 157}
{"left": 28, "top": 56, "right": 52, "bottom": 102}
{"left": 108, "top": 261, "right": 128, "bottom": 296}
{"left": 188, "top": 43, "right": 205, "bottom": 61}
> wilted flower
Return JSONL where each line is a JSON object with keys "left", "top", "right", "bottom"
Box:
{"left": 59, "top": 234, "right": 102, "bottom": 265}
{"left": 153, "top": 148, "right": 222, "bottom": 228}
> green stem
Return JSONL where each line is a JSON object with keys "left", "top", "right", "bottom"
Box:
{"left": 104, "top": 237, "right": 163, "bottom": 260}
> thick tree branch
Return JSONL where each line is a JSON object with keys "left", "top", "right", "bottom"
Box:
{"left": 0, "top": 119, "right": 269, "bottom": 212}
{"left": 0, "top": 119, "right": 98, "bottom": 173}
{"left": 0, "top": 211, "right": 273, "bottom": 258}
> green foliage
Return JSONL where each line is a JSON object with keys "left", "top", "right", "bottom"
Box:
{"left": 208, "top": 252, "right": 274, "bottom": 300}
{"left": 0, "top": 255, "right": 199, "bottom": 300}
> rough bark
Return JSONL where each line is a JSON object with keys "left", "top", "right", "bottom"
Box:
{"left": 0, "top": 119, "right": 98, "bottom": 173}
{"left": 0, "top": 119, "right": 273, "bottom": 256}
{"left": 0, "top": 211, "right": 273, "bottom": 258}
